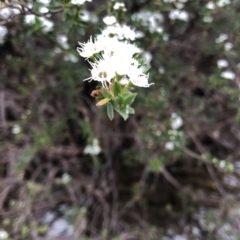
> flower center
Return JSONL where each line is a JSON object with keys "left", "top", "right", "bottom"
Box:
{"left": 98, "top": 71, "right": 107, "bottom": 79}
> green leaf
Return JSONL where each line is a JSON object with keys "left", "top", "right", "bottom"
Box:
{"left": 113, "top": 81, "right": 121, "bottom": 97}
{"left": 102, "top": 88, "right": 112, "bottom": 99}
{"left": 107, "top": 102, "right": 114, "bottom": 120}
{"left": 47, "top": 6, "right": 62, "bottom": 10}
{"left": 126, "top": 106, "right": 135, "bottom": 114}
{"left": 115, "top": 108, "right": 129, "bottom": 121}
{"left": 119, "top": 92, "right": 137, "bottom": 106}
{"left": 112, "top": 99, "right": 119, "bottom": 109}
{"left": 62, "top": 9, "right": 68, "bottom": 21}
{"left": 124, "top": 93, "right": 137, "bottom": 106}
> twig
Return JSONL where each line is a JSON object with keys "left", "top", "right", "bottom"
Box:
{"left": 0, "top": 90, "right": 6, "bottom": 129}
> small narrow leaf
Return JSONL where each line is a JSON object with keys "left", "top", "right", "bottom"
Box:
{"left": 107, "top": 102, "right": 114, "bottom": 120}
{"left": 113, "top": 81, "right": 121, "bottom": 97}
{"left": 102, "top": 88, "right": 112, "bottom": 99}
{"left": 96, "top": 98, "right": 110, "bottom": 106}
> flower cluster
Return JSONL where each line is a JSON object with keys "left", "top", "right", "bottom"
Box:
{"left": 78, "top": 34, "right": 153, "bottom": 88}
{"left": 77, "top": 29, "right": 153, "bottom": 120}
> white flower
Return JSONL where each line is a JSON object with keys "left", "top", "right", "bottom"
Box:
{"left": 224, "top": 42, "right": 233, "bottom": 51}
{"left": 110, "top": 55, "right": 132, "bottom": 75}
{"left": 0, "top": 230, "right": 8, "bottom": 239}
{"left": 113, "top": 2, "right": 126, "bottom": 11}
{"left": 12, "top": 125, "right": 21, "bottom": 134}
{"left": 217, "top": 59, "right": 228, "bottom": 68}
{"left": 85, "top": 57, "right": 115, "bottom": 87}
{"left": 77, "top": 36, "right": 101, "bottom": 58}
{"left": 165, "top": 142, "right": 175, "bottom": 150}
{"left": 39, "top": 17, "right": 54, "bottom": 32}
{"left": 171, "top": 113, "right": 183, "bottom": 129}
{"left": 101, "top": 24, "right": 136, "bottom": 40}
{"left": 206, "top": 2, "right": 216, "bottom": 9}
{"left": 95, "top": 36, "right": 120, "bottom": 55}
{"left": 216, "top": 0, "right": 230, "bottom": 7}
{"left": 103, "top": 16, "right": 116, "bottom": 25}
{"left": 78, "top": 31, "right": 154, "bottom": 88}
{"left": 215, "top": 33, "right": 228, "bottom": 43}
{"left": 169, "top": 9, "right": 189, "bottom": 21}
{"left": 221, "top": 70, "right": 236, "bottom": 80}
{"left": 103, "top": 53, "right": 136, "bottom": 76}
{"left": 84, "top": 138, "right": 101, "bottom": 155}
{"left": 128, "top": 61, "right": 148, "bottom": 76}
{"left": 0, "top": 26, "right": 8, "bottom": 43}
{"left": 71, "top": 0, "right": 92, "bottom": 5}
{"left": 130, "top": 74, "right": 153, "bottom": 88}
{"left": 57, "top": 35, "right": 69, "bottom": 49}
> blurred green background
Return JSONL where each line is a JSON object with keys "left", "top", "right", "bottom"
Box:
{"left": 1, "top": 0, "right": 240, "bottom": 239}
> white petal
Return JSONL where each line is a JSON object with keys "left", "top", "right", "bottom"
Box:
{"left": 119, "top": 78, "right": 129, "bottom": 85}
{"left": 130, "top": 75, "right": 153, "bottom": 87}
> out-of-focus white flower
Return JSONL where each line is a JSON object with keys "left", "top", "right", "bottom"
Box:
{"left": 61, "top": 173, "right": 72, "bottom": 184}
{"left": 217, "top": 59, "right": 228, "bottom": 68}
{"left": 38, "top": 0, "right": 51, "bottom": 4}
{"left": 221, "top": 71, "right": 236, "bottom": 80}
{"left": 215, "top": 33, "right": 228, "bottom": 43}
{"left": 0, "top": 230, "right": 8, "bottom": 240}
{"left": 206, "top": 2, "right": 216, "bottom": 9}
{"left": 132, "top": 11, "right": 164, "bottom": 34}
{"left": 171, "top": 113, "right": 183, "bottom": 129}
{"left": 71, "top": 0, "right": 92, "bottom": 5}
{"left": 224, "top": 42, "right": 233, "bottom": 51}
{"left": 84, "top": 138, "right": 101, "bottom": 155}
{"left": 24, "top": 15, "right": 53, "bottom": 32}
{"left": 163, "top": 34, "right": 169, "bottom": 41}
{"left": 216, "top": 0, "right": 230, "bottom": 7}
{"left": 0, "top": 26, "right": 8, "bottom": 43}
{"left": 203, "top": 16, "right": 213, "bottom": 23}
{"left": 101, "top": 24, "right": 138, "bottom": 41}
{"left": 64, "top": 54, "right": 78, "bottom": 63}
{"left": 81, "top": 10, "right": 98, "bottom": 23}
{"left": 169, "top": 9, "right": 189, "bottom": 21}
{"left": 113, "top": 2, "right": 126, "bottom": 11}
{"left": 158, "top": 67, "right": 165, "bottom": 74}
{"left": 176, "top": 3, "right": 184, "bottom": 9}
{"left": 40, "top": 17, "right": 54, "bottom": 32}
{"left": 12, "top": 125, "right": 21, "bottom": 134}
{"left": 39, "top": 6, "right": 48, "bottom": 13}
{"left": 165, "top": 142, "right": 175, "bottom": 150}
{"left": 103, "top": 16, "right": 116, "bottom": 25}
{"left": 46, "top": 218, "right": 74, "bottom": 238}
{"left": 57, "top": 35, "right": 69, "bottom": 49}
{"left": 0, "top": 7, "right": 12, "bottom": 18}
{"left": 143, "top": 51, "right": 152, "bottom": 66}
{"left": 130, "top": 74, "right": 153, "bottom": 88}
{"left": 24, "top": 14, "right": 36, "bottom": 24}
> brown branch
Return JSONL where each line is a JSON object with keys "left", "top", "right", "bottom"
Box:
{"left": 187, "top": 130, "right": 227, "bottom": 199}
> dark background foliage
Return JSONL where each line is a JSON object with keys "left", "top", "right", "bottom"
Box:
{"left": 1, "top": 0, "right": 240, "bottom": 239}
